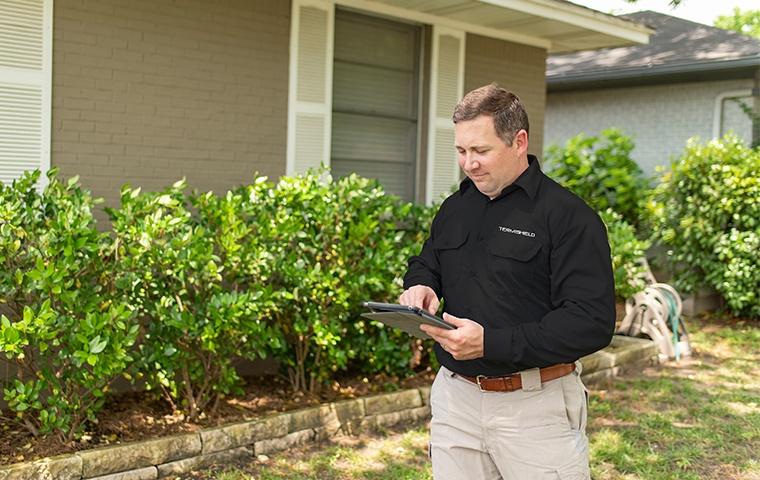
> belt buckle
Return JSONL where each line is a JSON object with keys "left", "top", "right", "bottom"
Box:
{"left": 476, "top": 375, "right": 487, "bottom": 392}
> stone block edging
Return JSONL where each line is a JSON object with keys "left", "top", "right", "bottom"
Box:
{"left": 0, "top": 335, "right": 656, "bottom": 479}
{"left": 0, "top": 389, "right": 429, "bottom": 480}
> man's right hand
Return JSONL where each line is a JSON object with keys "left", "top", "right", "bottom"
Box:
{"left": 398, "top": 285, "right": 440, "bottom": 315}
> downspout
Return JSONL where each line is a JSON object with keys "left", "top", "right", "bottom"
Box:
{"left": 712, "top": 89, "right": 753, "bottom": 139}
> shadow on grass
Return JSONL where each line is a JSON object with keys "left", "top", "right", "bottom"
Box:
{"left": 588, "top": 342, "right": 759, "bottom": 480}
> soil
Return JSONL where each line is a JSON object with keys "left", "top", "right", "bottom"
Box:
{"left": 0, "top": 368, "right": 436, "bottom": 467}
{"left": 1, "top": 300, "right": 632, "bottom": 467}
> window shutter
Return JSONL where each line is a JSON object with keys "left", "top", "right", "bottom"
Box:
{"left": 426, "top": 27, "right": 464, "bottom": 204}
{"left": 0, "top": 0, "right": 52, "bottom": 185}
{"left": 287, "top": 0, "right": 334, "bottom": 175}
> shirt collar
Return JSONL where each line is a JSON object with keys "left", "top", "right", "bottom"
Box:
{"left": 511, "top": 154, "right": 542, "bottom": 200}
{"left": 458, "top": 154, "right": 542, "bottom": 201}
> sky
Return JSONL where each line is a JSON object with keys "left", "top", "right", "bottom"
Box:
{"left": 568, "top": 0, "right": 758, "bottom": 26}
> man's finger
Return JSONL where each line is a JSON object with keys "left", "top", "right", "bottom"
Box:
{"left": 421, "top": 324, "right": 454, "bottom": 340}
{"left": 442, "top": 312, "right": 466, "bottom": 326}
{"left": 426, "top": 297, "right": 440, "bottom": 315}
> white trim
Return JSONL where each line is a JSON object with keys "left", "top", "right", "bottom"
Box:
{"left": 40, "top": 0, "right": 53, "bottom": 188}
{"left": 481, "top": 0, "right": 653, "bottom": 44}
{"left": 286, "top": 0, "right": 299, "bottom": 176}
{"left": 323, "top": 3, "right": 335, "bottom": 172}
{"left": 713, "top": 89, "right": 752, "bottom": 139}
{"left": 335, "top": 0, "right": 551, "bottom": 50}
{"left": 425, "top": 26, "right": 440, "bottom": 205}
{"left": 414, "top": 25, "right": 426, "bottom": 204}
{"left": 425, "top": 26, "right": 465, "bottom": 205}
{"left": 286, "top": 0, "right": 335, "bottom": 176}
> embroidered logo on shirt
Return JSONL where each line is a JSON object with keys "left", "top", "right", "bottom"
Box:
{"left": 498, "top": 226, "right": 536, "bottom": 238}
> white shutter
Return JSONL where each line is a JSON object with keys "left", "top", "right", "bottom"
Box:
{"left": 287, "top": 0, "right": 334, "bottom": 175}
{"left": 0, "top": 0, "right": 52, "bottom": 185}
{"left": 426, "top": 26, "right": 464, "bottom": 204}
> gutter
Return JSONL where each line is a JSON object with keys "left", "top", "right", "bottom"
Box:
{"left": 548, "top": 55, "right": 760, "bottom": 88}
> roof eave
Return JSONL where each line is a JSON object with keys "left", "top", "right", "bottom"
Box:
{"left": 482, "top": 0, "right": 654, "bottom": 51}
{"left": 548, "top": 56, "right": 760, "bottom": 89}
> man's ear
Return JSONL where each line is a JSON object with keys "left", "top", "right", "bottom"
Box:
{"left": 513, "top": 129, "right": 529, "bottom": 155}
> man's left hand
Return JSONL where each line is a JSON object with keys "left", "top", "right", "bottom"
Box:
{"left": 421, "top": 313, "right": 484, "bottom": 361}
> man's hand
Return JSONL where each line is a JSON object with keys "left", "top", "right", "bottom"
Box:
{"left": 398, "top": 285, "right": 440, "bottom": 315}
{"left": 421, "top": 313, "right": 484, "bottom": 361}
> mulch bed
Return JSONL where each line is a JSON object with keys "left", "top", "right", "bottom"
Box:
{"left": 0, "top": 368, "right": 436, "bottom": 466}
{"left": 1, "top": 301, "right": 631, "bottom": 467}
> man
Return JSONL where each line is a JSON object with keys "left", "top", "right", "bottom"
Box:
{"left": 399, "top": 84, "right": 615, "bottom": 479}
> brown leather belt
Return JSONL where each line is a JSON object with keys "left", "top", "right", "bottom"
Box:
{"left": 459, "top": 363, "right": 575, "bottom": 392}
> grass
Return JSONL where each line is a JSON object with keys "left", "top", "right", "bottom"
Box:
{"left": 588, "top": 315, "right": 760, "bottom": 480}
{"left": 190, "top": 315, "right": 759, "bottom": 480}
{"left": 200, "top": 425, "right": 431, "bottom": 480}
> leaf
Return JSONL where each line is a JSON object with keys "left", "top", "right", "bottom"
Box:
{"left": 89, "top": 336, "right": 107, "bottom": 354}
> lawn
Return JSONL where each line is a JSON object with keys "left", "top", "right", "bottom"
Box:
{"left": 189, "top": 315, "right": 759, "bottom": 480}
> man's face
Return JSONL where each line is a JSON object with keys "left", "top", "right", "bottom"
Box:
{"left": 454, "top": 115, "right": 528, "bottom": 199}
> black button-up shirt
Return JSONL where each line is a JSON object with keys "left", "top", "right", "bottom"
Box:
{"left": 403, "top": 155, "right": 615, "bottom": 377}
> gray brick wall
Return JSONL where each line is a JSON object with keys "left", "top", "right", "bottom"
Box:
{"left": 544, "top": 79, "right": 754, "bottom": 175}
{"left": 52, "top": 0, "right": 290, "bottom": 216}
{"left": 464, "top": 34, "right": 547, "bottom": 159}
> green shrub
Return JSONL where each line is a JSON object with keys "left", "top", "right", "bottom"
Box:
{"left": 599, "top": 209, "right": 650, "bottom": 299}
{"left": 338, "top": 182, "right": 437, "bottom": 378}
{"left": 647, "top": 134, "right": 760, "bottom": 317}
{"left": 108, "top": 180, "right": 278, "bottom": 419}
{"left": 254, "top": 171, "right": 433, "bottom": 392}
{"left": 0, "top": 170, "right": 138, "bottom": 439}
{"left": 546, "top": 129, "right": 649, "bottom": 226}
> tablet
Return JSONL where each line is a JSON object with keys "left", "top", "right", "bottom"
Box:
{"left": 361, "top": 301, "right": 455, "bottom": 340}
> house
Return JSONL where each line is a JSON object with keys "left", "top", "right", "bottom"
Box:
{"left": 544, "top": 10, "right": 760, "bottom": 175}
{"left": 1, "top": 0, "right": 651, "bottom": 210}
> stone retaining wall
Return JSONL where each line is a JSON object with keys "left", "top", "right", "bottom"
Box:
{"left": 580, "top": 335, "right": 659, "bottom": 385}
{"left": 0, "top": 335, "right": 657, "bottom": 479}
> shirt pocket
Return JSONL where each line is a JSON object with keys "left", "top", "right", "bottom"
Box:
{"left": 433, "top": 230, "right": 468, "bottom": 292}
{"left": 488, "top": 236, "right": 542, "bottom": 284}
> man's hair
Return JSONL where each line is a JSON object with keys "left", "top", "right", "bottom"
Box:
{"left": 452, "top": 83, "right": 529, "bottom": 146}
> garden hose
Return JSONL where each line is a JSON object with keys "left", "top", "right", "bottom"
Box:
{"left": 652, "top": 283, "right": 682, "bottom": 361}
{"left": 617, "top": 275, "right": 691, "bottom": 361}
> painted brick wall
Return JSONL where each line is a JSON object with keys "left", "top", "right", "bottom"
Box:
{"left": 465, "top": 34, "right": 547, "bottom": 159}
{"left": 544, "top": 79, "right": 754, "bottom": 175}
{"left": 52, "top": 0, "right": 290, "bottom": 214}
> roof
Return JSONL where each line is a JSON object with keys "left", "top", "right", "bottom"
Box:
{"left": 547, "top": 10, "right": 760, "bottom": 89}
{"left": 343, "top": 0, "right": 653, "bottom": 53}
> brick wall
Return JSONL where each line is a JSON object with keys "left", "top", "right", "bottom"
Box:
{"left": 464, "top": 34, "right": 547, "bottom": 159}
{"left": 544, "top": 79, "right": 755, "bottom": 175}
{"left": 52, "top": 0, "right": 290, "bottom": 216}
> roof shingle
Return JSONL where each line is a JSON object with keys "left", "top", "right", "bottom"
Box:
{"left": 548, "top": 10, "right": 760, "bottom": 80}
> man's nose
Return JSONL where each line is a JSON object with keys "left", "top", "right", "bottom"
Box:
{"left": 463, "top": 153, "right": 479, "bottom": 171}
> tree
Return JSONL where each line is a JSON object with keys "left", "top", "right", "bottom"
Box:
{"left": 714, "top": 8, "right": 760, "bottom": 39}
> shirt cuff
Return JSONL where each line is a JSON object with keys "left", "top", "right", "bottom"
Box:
{"left": 482, "top": 326, "right": 513, "bottom": 363}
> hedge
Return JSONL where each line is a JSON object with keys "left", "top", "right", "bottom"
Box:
{"left": 647, "top": 134, "right": 760, "bottom": 318}
{"left": 0, "top": 161, "right": 674, "bottom": 438}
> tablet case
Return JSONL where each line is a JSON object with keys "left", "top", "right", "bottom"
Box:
{"left": 360, "top": 303, "right": 455, "bottom": 340}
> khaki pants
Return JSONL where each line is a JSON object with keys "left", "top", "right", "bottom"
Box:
{"left": 429, "top": 363, "right": 590, "bottom": 480}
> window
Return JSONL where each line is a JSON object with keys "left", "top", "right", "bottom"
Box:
{"left": 330, "top": 9, "right": 421, "bottom": 201}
